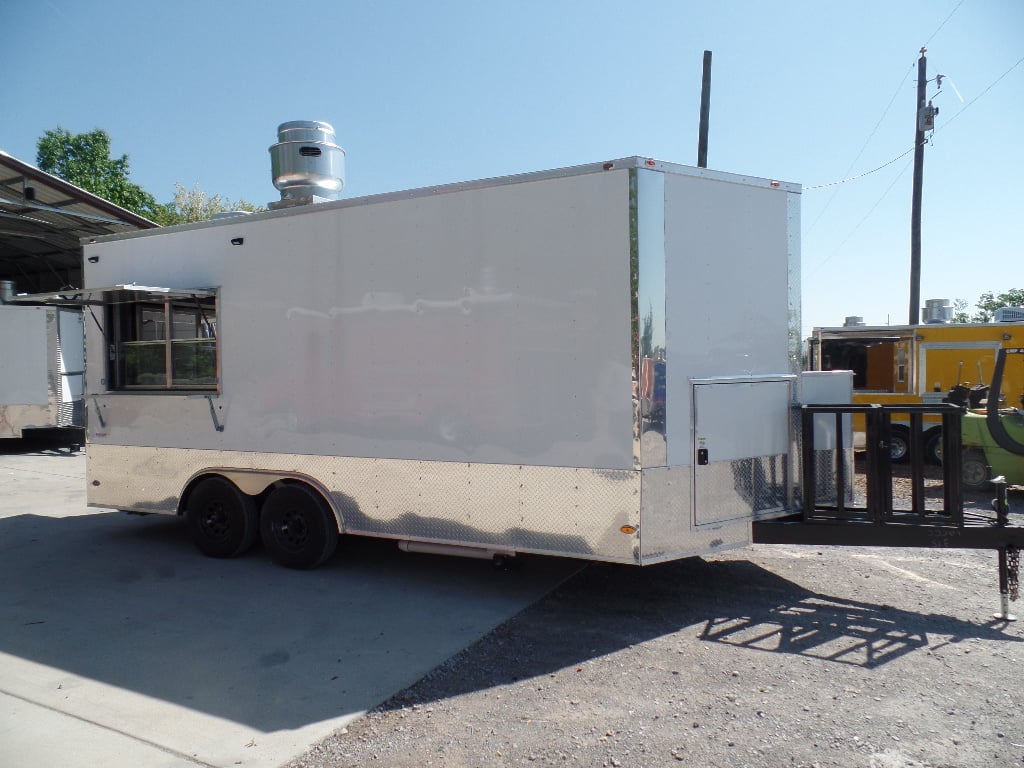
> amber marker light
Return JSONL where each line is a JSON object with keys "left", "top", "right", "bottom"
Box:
{"left": 620, "top": 525, "right": 637, "bottom": 535}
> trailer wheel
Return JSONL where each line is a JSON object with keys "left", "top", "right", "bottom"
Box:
{"left": 889, "top": 425, "right": 911, "bottom": 463}
{"left": 961, "top": 449, "right": 991, "bottom": 490}
{"left": 186, "top": 477, "right": 259, "bottom": 558}
{"left": 924, "top": 430, "right": 943, "bottom": 465}
{"left": 260, "top": 484, "right": 338, "bottom": 569}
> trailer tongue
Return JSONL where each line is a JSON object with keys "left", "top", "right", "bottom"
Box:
{"left": 754, "top": 401, "right": 1024, "bottom": 620}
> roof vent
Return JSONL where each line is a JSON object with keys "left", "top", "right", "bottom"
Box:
{"left": 922, "top": 298, "right": 952, "bottom": 324}
{"left": 993, "top": 306, "right": 1024, "bottom": 323}
{"left": 843, "top": 316, "right": 865, "bottom": 327}
{"left": 268, "top": 120, "right": 345, "bottom": 209}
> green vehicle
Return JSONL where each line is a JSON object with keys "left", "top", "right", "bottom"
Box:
{"left": 958, "top": 347, "right": 1024, "bottom": 489}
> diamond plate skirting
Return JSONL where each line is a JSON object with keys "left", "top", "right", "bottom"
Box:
{"left": 87, "top": 445, "right": 644, "bottom": 563}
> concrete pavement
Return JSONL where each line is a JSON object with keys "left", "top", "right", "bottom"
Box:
{"left": 0, "top": 444, "right": 582, "bottom": 767}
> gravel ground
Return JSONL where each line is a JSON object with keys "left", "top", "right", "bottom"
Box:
{"left": 287, "top": 475, "right": 1024, "bottom": 768}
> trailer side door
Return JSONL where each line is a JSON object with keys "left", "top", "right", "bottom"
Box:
{"left": 692, "top": 378, "right": 792, "bottom": 526}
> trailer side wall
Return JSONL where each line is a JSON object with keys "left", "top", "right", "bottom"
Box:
{"left": 638, "top": 173, "right": 800, "bottom": 561}
{"left": 86, "top": 169, "right": 635, "bottom": 468}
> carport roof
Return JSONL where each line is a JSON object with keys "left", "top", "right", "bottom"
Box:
{"left": 0, "top": 150, "right": 157, "bottom": 294}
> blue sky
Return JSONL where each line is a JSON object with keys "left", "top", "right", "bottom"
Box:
{"left": 2, "top": 0, "right": 1021, "bottom": 336}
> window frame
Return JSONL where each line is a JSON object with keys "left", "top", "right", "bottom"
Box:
{"left": 107, "top": 291, "right": 219, "bottom": 392}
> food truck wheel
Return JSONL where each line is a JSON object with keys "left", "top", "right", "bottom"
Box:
{"left": 260, "top": 484, "right": 339, "bottom": 569}
{"left": 186, "top": 476, "right": 259, "bottom": 558}
{"left": 889, "top": 426, "right": 910, "bottom": 464}
{"left": 961, "top": 450, "right": 991, "bottom": 490}
{"left": 924, "top": 430, "right": 943, "bottom": 465}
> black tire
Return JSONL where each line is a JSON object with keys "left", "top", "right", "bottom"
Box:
{"left": 889, "top": 425, "right": 911, "bottom": 464}
{"left": 924, "top": 430, "right": 943, "bottom": 465}
{"left": 186, "top": 476, "right": 259, "bottom": 558}
{"left": 961, "top": 449, "right": 991, "bottom": 490}
{"left": 260, "top": 484, "right": 338, "bottom": 569}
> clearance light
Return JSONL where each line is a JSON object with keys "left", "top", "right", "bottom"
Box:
{"left": 620, "top": 525, "right": 637, "bottom": 535}
{"left": 770, "top": 180, "right": 781, "bottom": 187}
{"left": 603, "top": 162, "right": 614, "bottom": 170}
{"left": 645, "top": 159, "right": 656, "bottom": 167}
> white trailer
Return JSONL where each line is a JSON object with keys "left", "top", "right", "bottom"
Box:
{"left": 0, "top": 298, "right": 84, "bottom": 441}
{"left": 37, "top": 150, "right": 844, "bottom": 569}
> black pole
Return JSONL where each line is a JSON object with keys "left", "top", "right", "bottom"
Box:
{"left": 909, "top": 49, "right": 927, "bottom": 325}
{"left": 697, "top": 50, "right": 712, "bottom": 168}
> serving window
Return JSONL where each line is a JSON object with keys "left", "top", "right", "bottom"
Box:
{"left": 108, "top": 295, "right": 218, "bottom": 390}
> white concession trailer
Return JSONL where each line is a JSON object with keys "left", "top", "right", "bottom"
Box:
{"left": 61, "top": 140, "right": 840, "bottom": 569}
{"left": 0, "top": 298, "right": 84, "bottom": 440}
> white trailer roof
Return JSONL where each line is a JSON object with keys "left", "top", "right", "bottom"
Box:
{"left": 79, "top": 156, "right": 801, "bottom": 245}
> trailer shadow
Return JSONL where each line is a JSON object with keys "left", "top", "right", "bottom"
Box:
{"left": 700, "top": 593, "right": 955, "bottom": 666}
{"left": 0, "top": 510, "right": 582, "bottom": 734}
{"left": 0, "top": 430, "right": 84, "bottom": 456}
{"left": 3, "top": 505, "right": 1021, "bottom": 737}
{"left": 371, "top": 554, "right": 1023, "bottom": 713}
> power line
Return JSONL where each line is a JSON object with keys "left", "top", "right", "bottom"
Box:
{"left": 805, "top": 141, "right": 920, "bottom": 190}
{"left": 806, "top": 53, "right": 1024, "bottom": 191}
{"left": 802, "top": 0, "right": 962, "bottom": 207}
{"left": 935, "top": 54, "right": 1024, "bottom": 133}
{"left": 924, "top": 0, "right": 966, "bottom": 47}
{"left": 805, "top": 61, "right": 915, "bottom": 229}
{"left": 805, "top": 50, "right": 1023, "bottom": 278}
{"left": 806, "top": 0, "right": 966, "bottom": 231}
{"left": 806, "top": 155, "right": 915, "bottom": 277}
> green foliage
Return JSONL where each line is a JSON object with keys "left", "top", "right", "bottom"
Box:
{"left": 952, "top": 289, "right": 1024, "bottom": 323}
{"left": 640, "top": 304, "right": 654, "bottom": 358}
{"left": 973, "top": 289, "right": 1024, "bottom": 322}
{"left": 951, "top": 298, "right": 970, "bottom": 324}
{"left": 36, "top": 127, "right": 160, "bottom": 219}
{"left": 151, "top": 182, "right": 265, "bottom": 226}
{"left": 36, "top": 127, "right": 264, "bottom": 226}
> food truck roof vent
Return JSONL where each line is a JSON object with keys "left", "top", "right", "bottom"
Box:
{"left": 993, "top": 307, "right": 1024, "bottom": 323}
{"left": 269, "top": 120, "right": 345, "bottom": 209}
{"left": 922, "top": 298, "right": 952, "bottom": 324}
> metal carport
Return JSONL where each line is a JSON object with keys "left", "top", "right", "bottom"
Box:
{"left": 0, "top": 150, "right": 156, "bottom": 294}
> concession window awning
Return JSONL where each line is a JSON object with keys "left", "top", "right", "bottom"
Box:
{"left": 7, "top": 284, "right": 218, "bottom": 306}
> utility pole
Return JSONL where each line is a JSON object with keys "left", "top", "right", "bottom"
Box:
{"left": 909, "top": 47, "right": 932, "bottom": 326}
{"left": 908, "top": 49, "right": 940, "bottom": 325}
{"left": 697, "top": 51, "right": 712, "bottom": 168}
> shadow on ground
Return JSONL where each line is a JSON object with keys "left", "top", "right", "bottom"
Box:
{"left": 0, "top": 430, "right": 83, "bottom": 456}
{"left": 374, "top": 555, "right": 1023, "bottom": 712}
{"left": 0, "top": 510, "right": 579, "bottom": 732}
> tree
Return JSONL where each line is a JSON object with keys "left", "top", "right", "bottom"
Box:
{"left": 951, "top": 298, "right": 971, "bottom": 324}
{"left": 151, "top": 182, "right": 264, "bottom": 226}
{"left": 36, "top": 127, "right": 160, "bottom": 219}
{"left": 37, "top": 127, "right": 264, "bottom": 226}
{"left": 952, "top": 289, "right": 1024, "bottom": 323}
{"left": 641, "top": 304, "right": 654, "bottom": 358}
